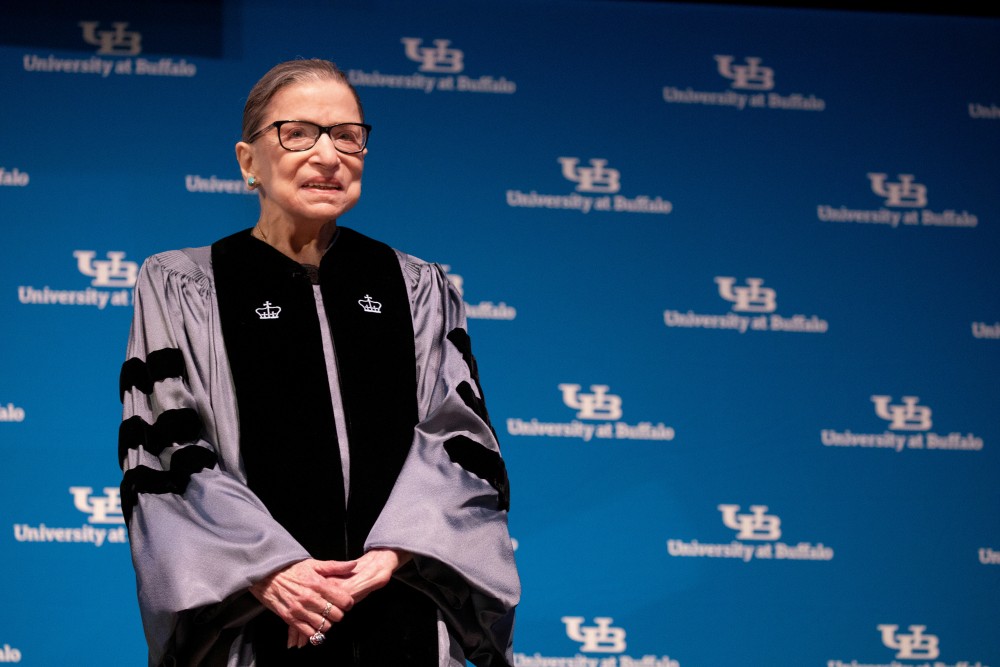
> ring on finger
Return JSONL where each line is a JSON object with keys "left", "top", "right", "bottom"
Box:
{"left": 309, "top": 621, "right": 326, "bottom": 647}
{"left": 309, "top": 601, "right": 333, "bottom": 646}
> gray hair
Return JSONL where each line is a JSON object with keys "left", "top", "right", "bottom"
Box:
{"left": 241, "top": 59, "right": 365, "bottom": 141}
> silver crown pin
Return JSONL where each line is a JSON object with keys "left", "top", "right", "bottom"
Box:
{"left": 358, "top": 294, "right": 382, "bottom": 314}
{"left": 256, "top": 301, "right": 281, "bottom": 320}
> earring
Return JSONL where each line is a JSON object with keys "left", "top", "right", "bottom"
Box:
{"left": 247, "top": 176, "right": 258, "bottom": 188}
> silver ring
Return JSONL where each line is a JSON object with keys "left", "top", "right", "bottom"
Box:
{"left": 309, "top": 630, "right": 326, "bottom": 646}
{"left": 321, "top": 601, "right": 332, "bottom": 620}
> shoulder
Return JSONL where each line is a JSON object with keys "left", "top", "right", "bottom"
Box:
{"left": 392, "top": 248, "right": 455, "bottom": 299}
{"left": 137, "top": 246, "right": 214, "bottom": 298}
{"left": 389, "top": 248, "right": 467, "bottom": 334}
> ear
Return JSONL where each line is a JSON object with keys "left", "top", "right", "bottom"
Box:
{"left": 235, "top": 141, "right": 255, "bottom": 184}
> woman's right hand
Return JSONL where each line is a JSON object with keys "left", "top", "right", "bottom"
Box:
{"left": 249, "top": 558, "right": 356, "bottom": 648}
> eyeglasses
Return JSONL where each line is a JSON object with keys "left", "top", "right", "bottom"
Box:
{"left": 247, "top": 120, "right": 371, "bottom": 154}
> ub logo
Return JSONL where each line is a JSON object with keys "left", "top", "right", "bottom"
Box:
{"left": 714, "top": 55, "right": 775, "bottom": 90}
{"left": 715, "top": 277, "right": 777, "bottom": 313}
{"left": 867, "top": 173, "right": 928, "bottom": 208}
{"left": 74, "top": 250, "right": 138, "bottom": 288}
{"left": 877, "top": 624, "right": 940, "bottom": 660}
{"left": 559, "top": 384, "right": 623, "bottom": 421}
{"left": 401, "top": 38, "right": 464, "bottom": 73}
{"left": 79, "top": 21, "right": 142, "bottom": 55}
{"left": 69, "top": 487, "right": 125, "bottom": 525}
{"left": 557, "top": 157, "right": 621, "bottom": 194}
{"left": 562, "top": 617, "right": 627, "bottom": 653}
{"left": 718, "top": 504, "right": 782, "bottom": 540}
{"left": 871, "top": 395, "right": 932, "bottom": 431}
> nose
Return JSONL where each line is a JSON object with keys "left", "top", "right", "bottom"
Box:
{"left": 310, "top": 132, "right": 342, "bottom": 165}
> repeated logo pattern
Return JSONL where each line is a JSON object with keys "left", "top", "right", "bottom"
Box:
{"left": 3, "top": 3, "right": 996, "bottom": 664}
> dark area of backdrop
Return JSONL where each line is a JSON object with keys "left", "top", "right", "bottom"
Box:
{"left": 1, "top": 0, "right": 998, "bottom": 664}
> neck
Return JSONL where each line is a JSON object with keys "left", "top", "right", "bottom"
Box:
{"left": 253, "top": 217, "right": 337, "bottom": 265}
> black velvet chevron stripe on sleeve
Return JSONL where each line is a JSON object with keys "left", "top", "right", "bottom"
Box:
{"left": 456, "top": 381, "right": 492, "bottom": 427}
{"left": 117, "top": 408, "right": 203, "bottom": 469}
{"left": 446, "top": 329, "right": 481, "bottom": 388}
{"left": 119, "top": 445, "right": 218, "bottom": 523}
{"left": 443, "top": 435, "right": 510, "bottom": 512}
{"left": 119, "top": 348, "right": 187, "bottom": 402}
{"left": 447, "top": 327, "right": 500, "bottom": 437}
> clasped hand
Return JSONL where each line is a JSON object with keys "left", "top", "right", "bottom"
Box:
{"left": 249, "top": 548, "right": 411, "bottom": 649}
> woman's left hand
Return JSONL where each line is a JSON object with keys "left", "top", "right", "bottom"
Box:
{"left": 284, "top": 548, "right": 412, "bottom": 648}
{"left": 338, "top": 548, "right": 412, "bottom": 604}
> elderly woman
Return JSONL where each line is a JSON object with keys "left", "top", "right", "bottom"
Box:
{"left": 118, "top": 59, "right": 518, "bottom": 666}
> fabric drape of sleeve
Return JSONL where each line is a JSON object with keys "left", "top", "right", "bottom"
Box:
{"left": 119, "top": 251, "right": 309, "bottom": 666}
{"left": 367, "top": 258, "right": 520, "bottom": 667}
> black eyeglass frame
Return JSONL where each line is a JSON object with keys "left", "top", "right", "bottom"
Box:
{"left": 246, "top": 120, "right": 372, "bottom": 154}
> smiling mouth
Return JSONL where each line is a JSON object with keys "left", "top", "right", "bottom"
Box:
{"left": 303, "top": 183, "right": 342, "bottom": 191}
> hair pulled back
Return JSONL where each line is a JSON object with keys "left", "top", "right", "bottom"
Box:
{"left": 241, "top": 59, "right": 364, "bottom": 142}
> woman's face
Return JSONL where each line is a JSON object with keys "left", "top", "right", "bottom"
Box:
{"left": 238, "top": 79, "right": 365, "bottom": 226}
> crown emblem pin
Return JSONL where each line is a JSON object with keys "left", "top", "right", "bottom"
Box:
{"left": 256, "top": 301, "right": 281, "bottom": 320}
{"left": 358, "top": 294, "right": 382, "bottom": 314}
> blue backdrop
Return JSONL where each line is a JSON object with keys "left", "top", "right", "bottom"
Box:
{"left": 2, "top": 0, "right": 998, "bottom": 665}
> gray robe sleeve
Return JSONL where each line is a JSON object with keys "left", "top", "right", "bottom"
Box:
{"left": 366, "top": 257, "right": 520, "bottom": 666}
{"left": 121, "top": 251, "right": 309, "bottom": 666}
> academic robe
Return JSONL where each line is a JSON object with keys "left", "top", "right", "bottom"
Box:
{"left": 118, "top": 227, "right": 518, "bottom": 666}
